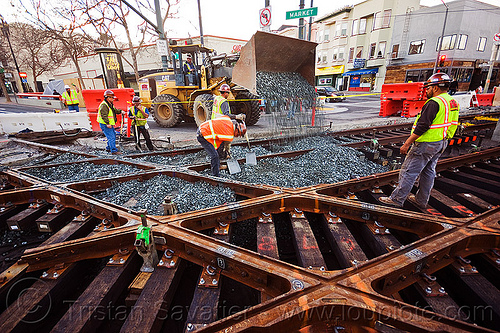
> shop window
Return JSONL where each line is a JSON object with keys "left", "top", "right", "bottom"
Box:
{"left": 378, "top": 41, "right": 386, "bottom": 58}
{"left": 457, "top": 34, "right": 468, "bottom": 50}
{"left": 382, "top": 9, "right": 391, "bottom": 28}
{"left": 409, "top": 39, "right": 425, "bottom": 55}
{"left": 369, "top": 43, "right": 376, "bottom": 59}
{"left": 359, "top": 18, "right": 367, "bottom": 34}
{"left": 348, "top": 47, "right": 354, "bottom": 62}
{"left": 477, "top": 37, "right": 487, "bottom": 51}
{"left": 436, "top": 34, "right": 457, "bottom": 51}
{"left": 352, "top": 19, "right": 359, "bottom": 35}
{"left": 450, "top": 68, "right": 473, "bottom": 82}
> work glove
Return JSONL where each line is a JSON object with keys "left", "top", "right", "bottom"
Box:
{"left": 235, "top": 113, "right": 246, "bottom": 121}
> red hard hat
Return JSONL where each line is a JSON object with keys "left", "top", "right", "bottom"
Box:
{"left": 104, "top": 90, "right": 115, "bottom": 97}
{"left": 424, "top": 72, "right": 452, "bottom": 88}
{"left": 233, "top": 121, "right": 247, "bottom": 137}
{"left": 219, "top": 84, "right": 231, "bottom": 93}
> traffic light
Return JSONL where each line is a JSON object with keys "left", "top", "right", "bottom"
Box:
{"left": 439, "top": 55, "right": 446, "bottom": 67}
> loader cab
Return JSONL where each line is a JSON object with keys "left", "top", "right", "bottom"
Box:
{"left": 170, "top": 44, "right": 213, "bottom": 88}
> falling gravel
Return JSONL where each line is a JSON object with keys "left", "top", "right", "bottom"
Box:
{"left": 22, "top": 162, "right": 141, "bottom": 183}
{"left": 92, "top": 175, "right": 236, "bottom": 215}
{"left": 256, "top": 71, "right": 316, "bottom": 111}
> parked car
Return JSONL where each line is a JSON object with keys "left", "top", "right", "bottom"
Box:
{"left": 315, "top": 86, "right": 346, "bottom": 102}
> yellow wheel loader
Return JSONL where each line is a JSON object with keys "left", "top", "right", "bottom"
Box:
{"left": 138, "top": 31, "right": 317, "bottom": 128}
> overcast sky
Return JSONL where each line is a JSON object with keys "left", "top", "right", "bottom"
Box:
{"left": 3, "top": 0, "right": 499, "bottom": 42}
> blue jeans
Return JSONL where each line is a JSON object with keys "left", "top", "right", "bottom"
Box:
{"left": 197, "top": 135, "right": 220, "bottom": 176}
{"left": 100, "top": 123, "right": 117, "bottom": 153}
{"left": 68, "top": 104, "right": 79, "bottom": 112}
{"left": 390, "top": 140, "right": 447, "bottom": 207}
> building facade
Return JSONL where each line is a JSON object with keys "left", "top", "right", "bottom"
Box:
{"left": 315, "top": 0, "right": 421, "bottom": 92}
{"left": 386, "top": 0, "right": 500, "bottom": 91}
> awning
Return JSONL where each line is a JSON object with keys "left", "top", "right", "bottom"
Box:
{"left": 342, "top": 68, "right": 378, "bottom": 76}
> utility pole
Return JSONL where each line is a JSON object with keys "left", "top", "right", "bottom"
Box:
{"left": 433, "top": 1, "right": 448, "bottom": 74}
{"left": 197, "top": 0, "right": 204, "bottom": 46}
{"left": 0, "top": 15, "right": 26, "bottom": 93}
{"left": 121, "top": 0, "right": 169, "bottom": 70}
{"left": 307, "top": 0, "right": 314, "bottom": 41}
{"left": 298, "top": 0, "right": 305, "bottom": 40}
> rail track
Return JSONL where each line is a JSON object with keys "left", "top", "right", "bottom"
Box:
{"left": 0, "top": 115, "right": 499, "bottom": 332}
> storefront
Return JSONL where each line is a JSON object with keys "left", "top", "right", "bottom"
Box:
{"left": 342, "top": 68, "right": 378, "bottom": 91}
{"left": 315, "top": 65, "right": 345, "bottom": 89}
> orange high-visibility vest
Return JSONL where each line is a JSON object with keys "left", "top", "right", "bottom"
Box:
{"left": 199, "top": 116, "right": 234, "bottom": 149}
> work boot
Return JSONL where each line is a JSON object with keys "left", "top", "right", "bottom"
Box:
{"left": 378, "top": 196, "right": 401, "bottom": 207}
{"left": 407, "top": 194, "right": 427, "bottom": 209}
{"left": 111, "top": 151, "right": 122, "bottom": 155}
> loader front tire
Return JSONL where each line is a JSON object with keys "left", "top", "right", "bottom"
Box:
{"left": 193, "top": 94, "right": 214, "bottom": 127}
{"left": 152, "top": 94, "right": 184, "bottom": 128}
{"left": 233, "top": 91, "right": 261, "bottom": 126}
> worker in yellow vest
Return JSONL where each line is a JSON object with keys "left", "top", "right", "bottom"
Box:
{"left": 211, "top": 83, "right": 246, "bottom": 159}
{"left": 379, "top": 72, "right": 459, "bottom": 209}
{"left": 61, "top": 84, "right": 80, "bottom": 112}
{"left": 128, "top": 96, "right": 154, "bottom": 151}
{"left": 97, "top": 90, "right": 125, "bottom": 155}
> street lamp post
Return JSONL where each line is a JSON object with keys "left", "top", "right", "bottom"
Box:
{"left": 433, "top": 1, "right": 449, "bottom": 74}
{"left": 0, "top": 15, "right": 26, "bottom": 93}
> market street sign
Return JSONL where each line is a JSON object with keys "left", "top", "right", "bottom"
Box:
{"left": 286, "top": 7, "right": 318, "bottom": 20}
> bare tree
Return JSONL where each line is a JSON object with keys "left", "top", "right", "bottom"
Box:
{"left": 9, "top": 22, "right": 64, "bottom": 92}
{"left": 0, "top": 37, "right": 12, "bottom": 101}
{"left": 21, "top": 0, "right": 97, "bottom": 89}
{"left": 80, "top": 0, "right": 180, "bottom": 84}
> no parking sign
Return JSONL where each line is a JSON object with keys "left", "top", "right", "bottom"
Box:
{"left": 259, "top": 7, "right": 271, "bottom": 31}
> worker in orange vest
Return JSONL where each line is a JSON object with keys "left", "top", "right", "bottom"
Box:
{"left": 197, "top": 115, "right": 247, "bottom": 176}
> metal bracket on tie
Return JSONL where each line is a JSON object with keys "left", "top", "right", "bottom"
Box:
{"left": 345, "top": 192, "right": 358, "bottom": 200}
{"left": 416, "top": 273, "right": 446, "bottom": 297}
{"left": 107, "top": 248, "right": 131, "bottom": 266}
{"left": 47, "top": 203, "right": 64, "bottom": 215}
{"left": 367, "top": 221, "right": 391, "bottom": 236}
{"left": 370, "top": 186, "right": 384, "bottom": 194}
{"left": 41, "top": 263, "right": 68, "bottom": 280}
{"left": 73, "top": 210, "right": 92, "bottom": 222}
{"left": 451, "top": 256, "right": 478, "bottom": 275}
{"left": 291, "top": 208, "right": 304, "bottom": 218}
{"left": 258, "top": 212, "right": 272, "bottom": 224}
{"left": 198, "top": 264, "right": 220, "bottom": 288}
{"left": 214, "top": 221, "right": 229, "bottom": 235}
{"left": 158, "top": 249, "right": 179, "bottom": 268}
{"left": 327, "top": 211, "right": 342, "bottom": 224}
{"left": 483, "top": 248, "right": 500, "bottom": 267}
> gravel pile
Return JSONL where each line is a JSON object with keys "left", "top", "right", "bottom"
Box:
{"left": 92, "top": 175, "right": 236, "bottom": 215}
{"left": 22, "top": 162, "right": 141, "bottom": 183}
{"left": 213, "top": 144, "right": 387, "bottom": 188}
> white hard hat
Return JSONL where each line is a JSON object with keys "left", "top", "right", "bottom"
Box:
{"left": 64, "top": 85, "right": 71, "bottom": 89}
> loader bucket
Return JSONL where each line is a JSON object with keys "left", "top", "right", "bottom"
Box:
{"left": 232, "top": 31, "right": 317, "bottom": 95}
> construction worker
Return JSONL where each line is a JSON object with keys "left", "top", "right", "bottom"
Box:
{"left": 379, "top": 73, "right": 459, "bottom": 209}
{"left": 97, "top": 90, "right": 125, "bottom": 155}
{"left": 128, "top": 96, "right": 154, "bottom": 151}
{"left": 183, "top": 54, "right": 197, "bottom": 85}
{"left": 61, "top": 84, "right": 80, "bottom": 112}
{"left": 197, "top": 115, "right": 247, "bottom": 177}
{"left": 212, "top": 84, "right": 246, "bottom": 159}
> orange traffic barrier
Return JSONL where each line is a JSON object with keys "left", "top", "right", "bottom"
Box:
{"left": 475, "top": 93, "right": 495, "bottom": 107}
{"left": 402, "top": 100, "right": 427, "bottom": 117}
{"left": 82, "top": 89, "right": 135, "bottom": 132}
{"left": 379, "top": 99, "right": 403, "bottom": 117}
{"left": 381, "top": 82, "right": 425, "bottom": 101}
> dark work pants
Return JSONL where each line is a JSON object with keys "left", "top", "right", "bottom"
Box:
{"left": 134, "top": 125, "right": 154, "bottom": 151}
{"left": 197, "top": 135, "right": 220, "bottom": 177}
